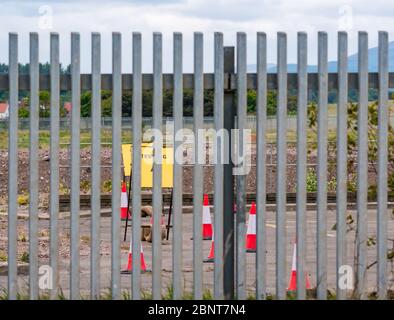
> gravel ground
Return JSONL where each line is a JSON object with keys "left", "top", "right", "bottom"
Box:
{"left": 0, "top": 144, "right": 381, "bottom": 204}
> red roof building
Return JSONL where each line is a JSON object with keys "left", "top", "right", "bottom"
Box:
{"left": 64, "top": 102, "right": 72, "bottom": 114}
{"left": 0, "top": 102, "right": 9, "bottom": 119}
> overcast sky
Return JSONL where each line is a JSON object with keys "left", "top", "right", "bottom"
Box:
{"left": 0, "top": 0, "right": 392, "bottom": 72}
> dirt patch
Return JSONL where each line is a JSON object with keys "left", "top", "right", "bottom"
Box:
{"left": 0, "top": 214, "right": 114, "bottom": 264}
{"left": 0, "top": 145, "right": 379, "bottom": 206}
{"left": 0, "top": 146, "right": 304, "bottom": 197}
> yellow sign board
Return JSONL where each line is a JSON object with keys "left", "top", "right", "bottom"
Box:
{"left": 122, "top": 143, "right": 173, "bottom": 188}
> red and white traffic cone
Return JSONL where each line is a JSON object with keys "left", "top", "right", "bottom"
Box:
{"left": 120, "top": 182, "right": 130, "bottom": 220}
{"left": 202, "top": 194, "right": 213, "bottom": 240}
{"left": 287, "top": 242, "right": 311, "bottom": 291}
{"left": 245, "top": 202, "right": 256, "bottom": 252}
{"left": 203, "top": 230, "right": 214, "bottom": 263}
{"left": 121, "top": 237, "right": 148, "bottom": 274}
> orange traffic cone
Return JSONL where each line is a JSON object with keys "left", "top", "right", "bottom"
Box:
{"left": 202, "top": 194, "right": 213, "bottom": 240}
{"left": 287, "top": 242, "right": 311, "bottom": 291}
{"left": 203, "top": 231, "right": 214, "bottom": 263}
{"left": 245, "top": 202, "right": 256, "bottom": 252}
{"left": 120, "top": 182, "right": 130, "bottom": 220}
{"left": 121, "top": 237, "right": 148, "bottom": 274}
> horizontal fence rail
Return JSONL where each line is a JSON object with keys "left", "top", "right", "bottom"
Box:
{"left": 1, "top": 31, "right": 393, "bottom": 301}
{"left": 0, "top": 73, "right": 394, "bottom": 91}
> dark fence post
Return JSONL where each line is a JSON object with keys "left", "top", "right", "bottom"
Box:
{"left": 223, "top": 46, "right": 235, "bottom": 300}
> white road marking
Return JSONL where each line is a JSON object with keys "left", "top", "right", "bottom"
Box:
{"left": 265, "top": 222, "right": 336, "bottom": 238}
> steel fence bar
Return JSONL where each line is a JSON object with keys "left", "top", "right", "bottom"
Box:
{"left": 256, "top": 31, "right": 267, "bottom": 300}
{"left": 70, "top": 32, "right": 81, "bottom": 300}
{"left": 276, "top": 32, "right": 287, "bottom": 300}
{"left": 377, "top": 30, "right": 388, "bottom": 300}
{"left": 172, "top": 32, "right": 183, "bottom": 299}
{"left": 222, "top": 46, "right": 235, "bottom": 300}
{"left": 111, "top": 32, "right": 122, "bottom": 299}
{"left": 316, "top": 31, "right": 328, "bottom": 300}
{"left": 91, "top": 32, "right": 101, "bottom": 299}
{"left": 50, "top": 32, "right": 60, "bottom": 299}
{"left": 193, "top": 32, "right": 204, "bottom": 300}
{"left": 356, "top": 31, "right": 368, "bottom": 299}
{"left": 214, "top": 32, "right": 224, "bottom": 300}
{"left": 236, "top": 32, "right": 247, "bottom": 300}
{"left": 132, "top": 32, "right": 143, "bottom": 300}
{"left": 336, "top": 31, "right": 348, "bottom": 300}
{"left": 29, "top": 32, "right": 39, "bottom": 300}
{"left": 7, "top": 32, "right": 18, "bottom": 300}
{"left": 296, "top": 31, "right": 307, "bottom": 300}
{"left": 152, "top": 32, "right": 163, "bottom": 300}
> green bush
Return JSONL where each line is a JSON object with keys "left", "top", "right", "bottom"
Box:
{"left": 306, "top": 169, "right": 318, "bottom": 192}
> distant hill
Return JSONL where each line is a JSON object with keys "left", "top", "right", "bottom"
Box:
{"left": 247, "top": 41, "right": 394, "bottom": 73}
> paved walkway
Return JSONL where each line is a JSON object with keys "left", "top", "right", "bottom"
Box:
{"left": 0, "top": 208, "right": 393, "bottom": 298}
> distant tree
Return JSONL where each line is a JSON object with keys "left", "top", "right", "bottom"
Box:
{"left": 60, "top": 104, "right": 67, "bottom": 117}
{"left": 247, "top": 90, "right": 256, "bottom": 113}
{"left": 122, "top": 92, "right": 132, "bottom": 117}
{"left": 142, "top": 90, "right": 153, "bottom": 117}
{"left": 183, "top": 89, "right": 194, "bottom": 116}
{"left": 247, "top": 90, "right": 297, "bottom": 116}
{"left": 102, "top": 98, "right": 112, "bottom": 117}
{"left": 39, "top": 91, "right": 50, "bottom": 114}
{"left": 0, "top": 91, "right": 7, "bottom": 101}
{"left": 18, "top": 107, "right": 29, "bottom": 118}
{"left": 287, "top": 95, "right": 297, "bottom": 115}
{"left": 80, "top": 91, "right": 92, "bottom": 117}
{"left": 63, "top": 64, "right": 71, "bottom": 74}
{"left": 0, "top": 63, "right": 8, "bottom": 74}
{"left": 18, "top": 63, "right": 29, "bottom": 74}
{"left": 163, "top": 90, "right": 173, "bottom": 117}
{"left": 39, "top": 62, "right": 50, "bottom": 74}
{"left": 204, "top": 90, "right": 214, "bottom": 116}
{"left": 102, "top": 90, "right": 112, "bottom": 117}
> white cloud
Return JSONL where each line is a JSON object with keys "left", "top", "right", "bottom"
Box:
{"left": 0, "top": 0, "right": 391, "bottom": 72}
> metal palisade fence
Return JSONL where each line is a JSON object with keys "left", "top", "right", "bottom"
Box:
{"left": 2, "top": 31, "right": 392, "bottom": 300}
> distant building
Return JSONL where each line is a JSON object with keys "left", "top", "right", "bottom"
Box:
{"left": 0, "top": 102, "right": 9, "bottom": 119}
{"left": 64, "top": 102, "right": 72, "bottom": 114}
